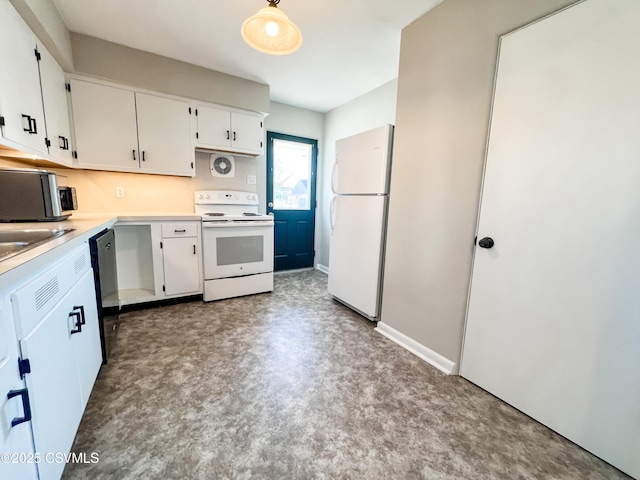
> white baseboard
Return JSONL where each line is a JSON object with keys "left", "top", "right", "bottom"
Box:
{"left": 375, "top": 322, "right": 458, "bottom": 375}
{"left": 316, "top": 264, "right": 329, "bottom": 274}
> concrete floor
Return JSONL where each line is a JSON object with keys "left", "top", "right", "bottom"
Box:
{"left": 63, "top": 269, "right": 630, "bottom": 479}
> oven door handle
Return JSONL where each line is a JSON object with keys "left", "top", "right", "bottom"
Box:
{"left": 202, "top": 221, "right": 274, "bottom": 228}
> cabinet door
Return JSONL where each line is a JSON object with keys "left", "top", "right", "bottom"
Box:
{"left": 231, "top": 111, "right": 264, "bottom": 153}
{"left": 196, "top": 105, "right": 232, "bottom": 148}
{"left": 69, "top": 271, "right": 102, "bottom": 410}
{"left": 39, "top": 46, "right": 73, "bottom": 166}
{"left": 0, "top": 300, "right": 38, "bottom": 480}
{"left": 136, "top": 93, "right": 194, "bottom": 177}
{"left": 70, "top": 79, "right": 139, "bottom": 171}
{"left": 163, "top": 236, "right": 201, "bottom": 296}
{"left": 0, "top": 0, "right": 47, "bottom": 154}
{"left": 19, "top": 291, "right": 84, "bottom": 480}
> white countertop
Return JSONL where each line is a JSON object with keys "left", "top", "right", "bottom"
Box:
{"left": 0, "top": 213, "right": 200, "bottom": 288}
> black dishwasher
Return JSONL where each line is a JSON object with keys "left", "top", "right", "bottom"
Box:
{"left": 89, "top": 228, "right": 120, "bottom": 364}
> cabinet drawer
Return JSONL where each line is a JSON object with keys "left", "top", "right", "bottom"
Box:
{"left": 161, "top": 223, "right": 199, "bottom": 238}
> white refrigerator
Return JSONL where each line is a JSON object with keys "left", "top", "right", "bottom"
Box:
{"left": 327, "top": 124, "right": 394, "bottom": 320}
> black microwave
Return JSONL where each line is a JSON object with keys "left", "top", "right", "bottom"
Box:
{"left": 0, "top": 168, "right": 77, "bottom": 222}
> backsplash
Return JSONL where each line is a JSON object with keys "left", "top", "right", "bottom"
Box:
{"left": 0, "top": 151, "right": 260, "bottom": 215}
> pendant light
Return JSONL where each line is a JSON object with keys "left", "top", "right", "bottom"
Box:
{"left": 241, "top": 0, "right": 303, "bottom": 55}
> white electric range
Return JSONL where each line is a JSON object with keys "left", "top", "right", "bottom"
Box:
{"left": 195, "top": 190, "right": 274, "bottom": 301}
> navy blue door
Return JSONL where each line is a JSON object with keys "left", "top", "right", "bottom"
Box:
{"left": 266, "top": 132, "right": 318, "bottom": 271}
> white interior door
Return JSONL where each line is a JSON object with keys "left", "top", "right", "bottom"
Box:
{"left": 461, "top": 1, "right": 640, "bottom": 478}
{"left": 328, "top": 195, "right": 386, "bottom": 318}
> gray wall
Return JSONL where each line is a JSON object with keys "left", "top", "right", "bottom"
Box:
{"left": 10, "top": 0, "right": 73, "bottom": 69}
{"left": 318, "top": 79, "right": 398, "bottom": 269}
{"left": 380, "top": 0, "right": 576, "bottom": 370}
{"left": 70, "top": 33, "right": 270, "bottom": 114}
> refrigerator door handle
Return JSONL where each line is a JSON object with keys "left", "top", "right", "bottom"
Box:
{"left": 330, "top": 159, "right": 338, "bottom": 194}
{"left": 330, "top": 196, "right": 337, "bottom": 232}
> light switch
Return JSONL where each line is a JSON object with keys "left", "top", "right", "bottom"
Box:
{"left": 247, "top": 175, "right": 256, "bottom": 185}
{"left": 116, "top": 187, "right": 125, "bottom": 198}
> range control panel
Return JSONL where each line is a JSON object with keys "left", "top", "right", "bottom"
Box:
{"left": 194, "top": 190, "right": 259, "bottom": 205}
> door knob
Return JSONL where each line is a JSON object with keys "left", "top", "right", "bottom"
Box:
{"left": 268, "top": 202, "right": 273, "bottom": 207}
{"left": 478, "top": 237, "right": 494, "bottom": 249}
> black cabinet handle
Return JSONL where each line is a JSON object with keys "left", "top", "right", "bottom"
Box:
{"left": 478, "top": 237, "right": 495, "bottom": 249}
{"left": 69, "top": 311, "right": 82, "bottom": 334}
{"left": 174, "top": 229, "right": 186, "bottom": 233}
{"left": 193, "top": 245, "right": 196, "bottom": 255}
{"left": 7, "top": 389, "right": 32, "bottom": 427}
{"left": 142, "top": 151, "right": 146, "bottom": 162}
{"left": 59, "top": 136, "right": 70, "bottom": 150}
{"left": 73, "top": 305, "right": 86, "bottom": 325}
{"left": 21, "top": 114, "right": 31, "bottom": 132}
{"left": 132, "top": 150, "right": 137, "bottom": 161}
{"left": 226, "top": 130, "right": 230, "bottom": 140}
{"left": 233, "top": 131, "right": 236, "bottom": 141}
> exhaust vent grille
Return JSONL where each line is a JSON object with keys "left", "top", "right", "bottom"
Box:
{"left": 35, "top": 277, "right": 59, "bottom": 311}
{"left": 74, "top": 255, "right": 86, "bottom": 275}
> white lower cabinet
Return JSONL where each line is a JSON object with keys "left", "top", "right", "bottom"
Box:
{"left": 9, "top": 244, "right": 101, "bottom": 480}
{"left": 161, "top": 223, "right": 201, "bottom": 297}
{"left": 115, "top": 221, "right": 202, "bottom": 305}
{"left": 0, "top": 297, "right": 38, "bottom": 480}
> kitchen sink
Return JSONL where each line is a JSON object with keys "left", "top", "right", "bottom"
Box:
{"left": 0, "top": 228, "right": 75, "bottom": 262}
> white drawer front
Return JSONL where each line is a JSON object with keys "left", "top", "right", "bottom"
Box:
{"left": 161, "top": 223, "right": 198, "bottom": 238}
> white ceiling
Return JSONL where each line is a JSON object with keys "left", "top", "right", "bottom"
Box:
{"left": 52, "top": 0, "right": 442, "bottom": 113}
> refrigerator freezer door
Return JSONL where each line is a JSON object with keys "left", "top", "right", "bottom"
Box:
{"left": 328, "top": 195, "right": 387, "bottom": 318}
{"left": 333, "top": 125, "right": 393, "bottom": 195}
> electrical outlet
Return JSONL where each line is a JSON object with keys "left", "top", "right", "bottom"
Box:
{"left": 247, "top": 175, "right": 256, "bottom": 185}
{"left": 116, "top": 187, "right": 125, "bottom": 198}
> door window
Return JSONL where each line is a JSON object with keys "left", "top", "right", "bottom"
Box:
{"left": 272, "top": 139, "right": 313, "bottom": 211}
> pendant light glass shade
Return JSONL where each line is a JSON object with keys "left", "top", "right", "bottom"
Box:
{"left": 241, "top": 2, "right": 302, "bottom": 55}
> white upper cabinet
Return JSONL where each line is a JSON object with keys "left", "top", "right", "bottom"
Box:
{"left": 38, "top": 48, "right": 73, "bottom": 166}
{"left": 70, "top": 79, "right": 142, "bottom": 172}
{"left": 136, "top": 93, "right": 194, "bottom": 176}
{"left": 0, "top": 0, "right": 47, "bottom": 155}
{"left": 69, "top": 79, "right": 195, "bottom": 177}
{"left": 195, "top": 104, "right": 264, "bottom": 155}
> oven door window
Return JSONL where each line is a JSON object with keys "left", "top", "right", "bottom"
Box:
{"left": 203, "top": 226, "right": 274, "bottom": 279}
{"left": 217, "top": 236, "right": 264, "bottom": 266}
